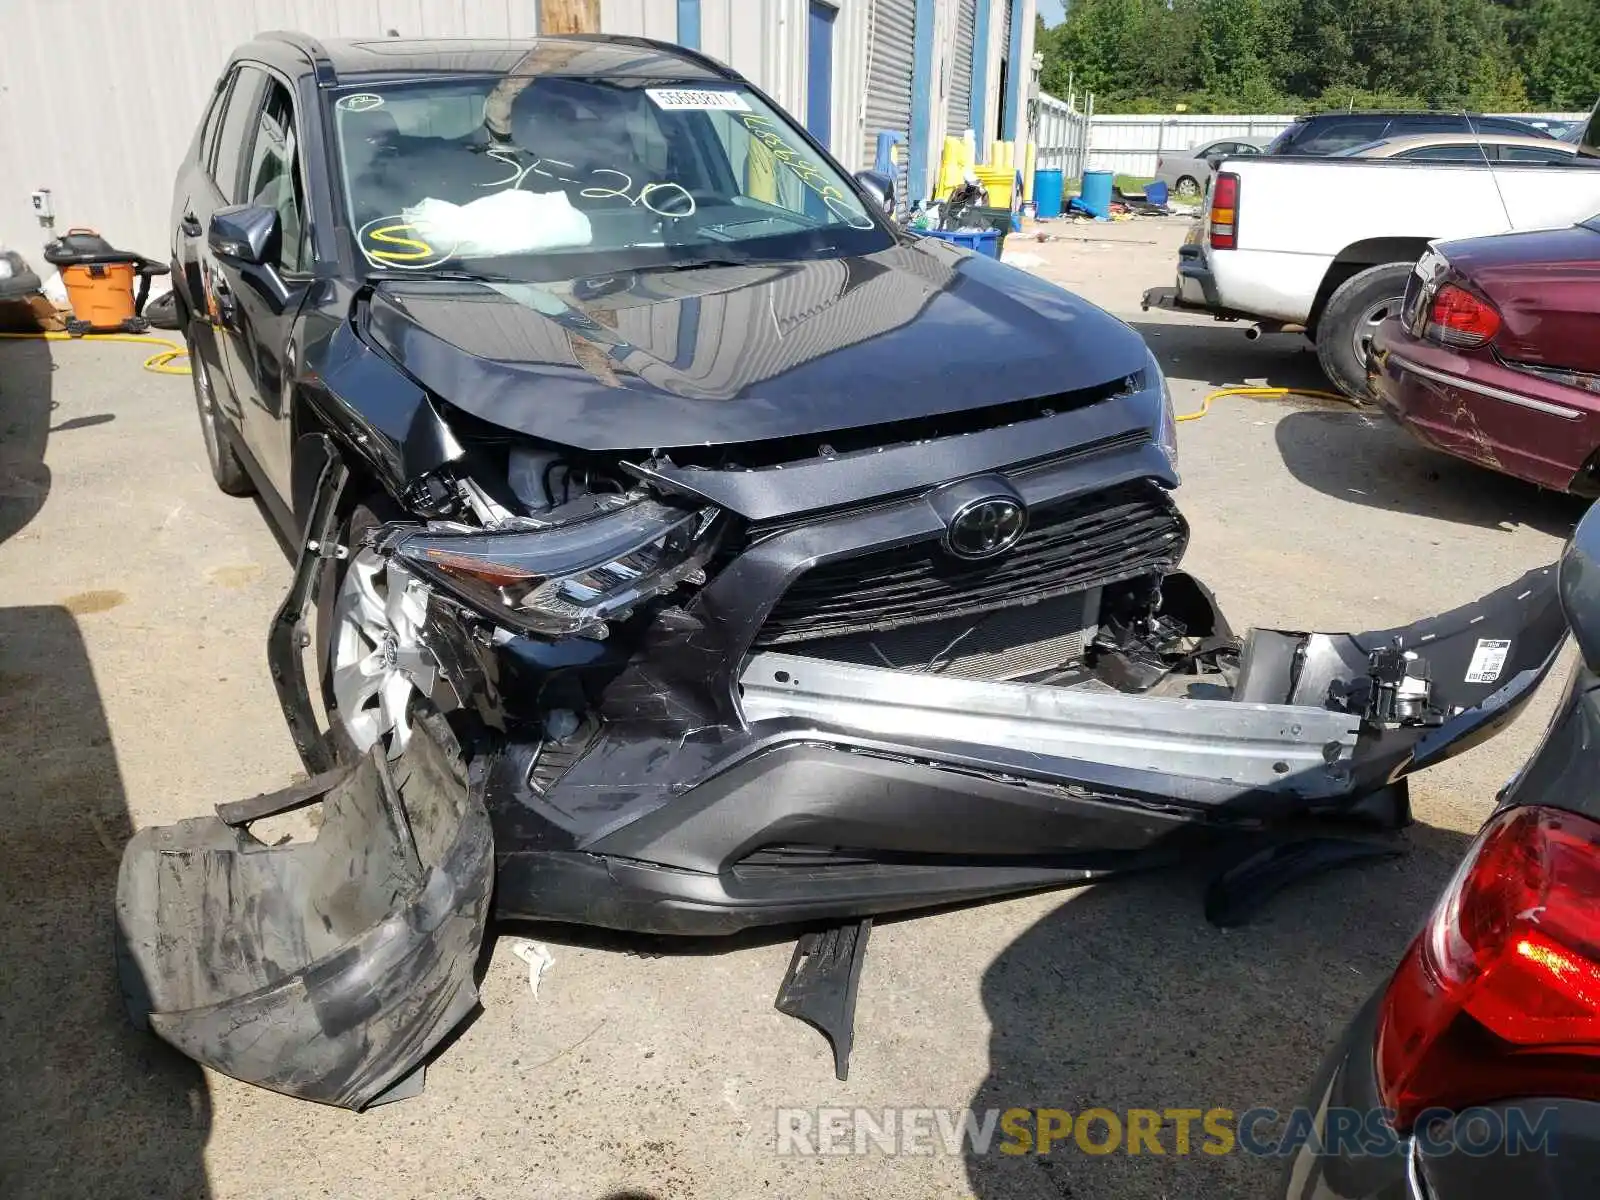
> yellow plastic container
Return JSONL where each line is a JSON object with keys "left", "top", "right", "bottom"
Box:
{"left": 936, "top": 135, "right": 975, "bottom": 199}
{"left": 975, "top": 166, "right": 1021, "bottom": 210}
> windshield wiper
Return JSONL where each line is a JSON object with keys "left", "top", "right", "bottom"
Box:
{"left": 367, "top": 268, "right": 521, "bottom": 283}
{"left": 628, "top": 256, "right": 797, "bottom": 273}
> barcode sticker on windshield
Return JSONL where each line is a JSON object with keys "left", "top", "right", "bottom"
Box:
{"left": 646, "top": 87, "right": 750, "bottom": 112}
{"left": 1465, "top": 638, "right": 1511, "bottom": 684}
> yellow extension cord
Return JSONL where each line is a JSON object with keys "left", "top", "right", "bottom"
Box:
{"left": 0, "top": 329, "right": 191, "bottom": 374}
{"left": 1178, "top": 385, "right": 1360, "bottom": 422}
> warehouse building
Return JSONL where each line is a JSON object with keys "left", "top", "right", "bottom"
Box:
{"left": 0, "top": 0, "right": 1038, "bottom": 261}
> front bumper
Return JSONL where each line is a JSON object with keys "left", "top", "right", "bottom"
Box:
{"left": 1367, "top": 319, "right": 1600, "bottom": 494}
{"left": 483, "top": 560, "right": 1566, "bottom": 935}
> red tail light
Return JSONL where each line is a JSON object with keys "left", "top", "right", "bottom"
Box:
{"left": 1209, "top": 173, "right": 1239, "bottom": 249}
{"left": 1425, "top": 283, "right": 1500, "bottom": 348}
{"left": 1376, "top": 806, "right": 1600, "bottom": 1130}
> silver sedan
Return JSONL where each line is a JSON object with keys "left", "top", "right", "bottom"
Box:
{"left": 1154, "top": 137, "right": 1271, "bottom": 200}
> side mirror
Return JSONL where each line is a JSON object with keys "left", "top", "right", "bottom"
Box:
{"left": 854, "top": 170, "right": 896, "bottom": 216}
{"left": 208, "top": 205, "right": 280, "bottom": 267}
{"left": 1561, "top": 503, "right": 1600, "bottom": 669}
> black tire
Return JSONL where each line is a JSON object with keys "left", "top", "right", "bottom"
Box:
{"left": 1174, "top": 175, "right": 1201, "bottom": 200}
{"left": 1314, "top": 262, "right": 1414, "bottom": 400}
{"left": 189, "top": 339, "right": 255, "bottom": 496}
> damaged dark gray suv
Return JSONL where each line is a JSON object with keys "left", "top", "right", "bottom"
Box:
{"left": 122, "top": 31, "right": 1571, "bottom": 1109}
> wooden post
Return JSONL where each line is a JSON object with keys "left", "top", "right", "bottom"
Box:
{"left": 540, "top": 0, "right": 600, "bottom": 34}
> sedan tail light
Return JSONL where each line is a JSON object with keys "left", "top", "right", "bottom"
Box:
{"left": 1425, "top": 283, "right": 1501, "bottom": 349}
{"left": 1375, "top": 805, "right": 1600, "bottom": 1130}
{"left": 1209, "top": 172, "right": 1239, "bottom": 249}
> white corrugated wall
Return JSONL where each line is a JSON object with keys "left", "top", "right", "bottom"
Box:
{"left": 829, "top": 0, "right": 870, "bottom": 171}
{"left": 695, "top": 0, "right": 807, "bottom": 119}
{"left": 0, "top": 0, "right": 543, "bottom": 260}
{"left": 599, "top": 0, "right": 678, "bottom": 39}
{"left": 0, "top": 0, "right": 1015, "bottom": 260}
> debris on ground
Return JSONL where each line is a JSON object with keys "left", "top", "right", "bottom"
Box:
{"left": 509, "top": 938, "right": 555, "bottom": 998}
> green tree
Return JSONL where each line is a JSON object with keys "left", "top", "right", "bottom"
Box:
{"left": 1514, "top": 0, "right": 1600, "bottom": 107}
{"left": 1036, "top": 0, "right": 1592, "bottom": 113}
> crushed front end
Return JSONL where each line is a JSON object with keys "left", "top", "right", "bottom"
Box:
{"left": 116, "top": 335, "right": 1570, "bottom": 1108}
{"left": 360, "top": 360, "right": 1566, "bottom": 937}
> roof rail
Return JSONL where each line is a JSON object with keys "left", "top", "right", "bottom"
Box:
{"left": 258, "top": 30, "right": 338, "bottom": 85}
{"left": 557, "top": 32, "right": 736, "bottom": 81}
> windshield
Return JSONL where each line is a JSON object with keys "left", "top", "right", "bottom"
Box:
{"left": 1262, "top": 122, "right": 1304, "bottom": 154}
{"left": 332, "top": 75, "right": 891, "bottom": 279}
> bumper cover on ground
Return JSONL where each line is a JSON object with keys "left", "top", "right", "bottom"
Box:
{"left": 115, "top": 713, "right": 491, "bottom": 1109}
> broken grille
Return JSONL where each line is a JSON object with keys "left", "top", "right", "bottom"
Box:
{"left": 753, "top": 480, "right": 1187, "bottom": 646}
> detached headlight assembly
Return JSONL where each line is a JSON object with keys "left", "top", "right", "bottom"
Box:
{"left": 390, "top": 496, "right": 723, "bottom": 639}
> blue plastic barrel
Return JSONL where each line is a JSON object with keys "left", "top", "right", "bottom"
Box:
{"left": 920, "top": 229, "right": 1001, "bottom": 259}
{"left": 1034, "top": 168, "right": 1065, "bottom": 218}
{"left": 1079, "top": 170, "right": 1114, "bottom": 219}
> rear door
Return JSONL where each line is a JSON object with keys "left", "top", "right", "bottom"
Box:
{"left": 214, "top": 72, "right": 314, "bottom": 504}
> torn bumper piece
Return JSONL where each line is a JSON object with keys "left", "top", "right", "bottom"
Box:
{"left": 114, "top": 713, "right": 491, "bottom": 1109}
{"left": 494, "top": 565, "right": 1567, "bottom": 934}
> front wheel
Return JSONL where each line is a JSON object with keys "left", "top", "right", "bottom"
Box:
{"left": 316, "top": 501, "right": 439, "bottom": 763}
{"left": 1314, "top": 263, "right": 1413, "bottom": 400}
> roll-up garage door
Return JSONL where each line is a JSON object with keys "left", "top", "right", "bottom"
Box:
{"left": 947, "top": 0, "right": 977, "bottom": 137}
{"left": 863, "top": 0, "right": 916, "bottom": 214}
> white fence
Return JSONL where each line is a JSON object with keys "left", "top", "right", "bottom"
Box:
{"left": 1081, "top": 111, "right": 1587, "bottom": 177}
{"left": 1033, "top": 91, "right": 1093, "bottom": 182}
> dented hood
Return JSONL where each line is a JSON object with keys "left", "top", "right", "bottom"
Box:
{"left": 362, "top": 239, "right": 1148, "bottom": 451}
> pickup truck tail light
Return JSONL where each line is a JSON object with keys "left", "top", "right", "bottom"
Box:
{"left": 1209, "top": 173, "right": 1239, "bottom": 249}
{"left": 1425, "top": 283, "right": 1500, "bottom": 349}
{"left": 1375, "top": 805, "right": 1600, "bottom": 1130}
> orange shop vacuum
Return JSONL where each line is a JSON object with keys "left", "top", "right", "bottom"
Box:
{"left": 42, "top": 228, "right": 169, "bottom": 336}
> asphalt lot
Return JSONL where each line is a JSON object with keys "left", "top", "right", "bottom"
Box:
{"left": 0, "top": 217, "right": 1588, "bottom": 1200}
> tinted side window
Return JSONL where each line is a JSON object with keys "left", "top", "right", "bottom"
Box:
{"left": 1299, "top": 120, "right": 1387, "bottom": 154}
{"left": 1477, "top": 117, "right": 1547, "bottom": 138}
{"left": 197, "top": 75, "right": 231, "bottom": 172}
{"left": 1387, "top": 115, "right": 1466, "bottom": 138}
{"left": 1583, "top": 102, "right": 1600, "bottom": 158}
{"left": 1397, "top": 145, "right": 1490, "bottom": 162}
{"left": 242, "top": 80, "right": 309, "bottom": 273}
{"left": 1499, "top": 145, "right": 1576, "bottom": 164}
{"left": 213, "top": 65, "right": 268, "bottom": 201}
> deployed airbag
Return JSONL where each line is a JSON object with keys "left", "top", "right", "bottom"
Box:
{"left": 114, "top": 712, "right": 492, "bottom": 1109}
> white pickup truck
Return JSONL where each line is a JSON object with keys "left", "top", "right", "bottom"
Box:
{"left": 1142, "top": 111, "right": 1600, "bottom": 396}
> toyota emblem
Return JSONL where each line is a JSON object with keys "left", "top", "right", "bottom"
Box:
{"left": 943, "top": 497, "right": 1027, "bottom": 561}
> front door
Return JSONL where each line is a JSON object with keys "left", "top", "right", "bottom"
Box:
{"left": 210, "top": 74, "right": 312, "bottom": 507}
{"left": 179, "top": 64, "right": 269, "bottom": 443}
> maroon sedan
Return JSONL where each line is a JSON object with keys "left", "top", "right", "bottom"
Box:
{"left": 1367, "top": 217, "right": 1600, "bottom": 494}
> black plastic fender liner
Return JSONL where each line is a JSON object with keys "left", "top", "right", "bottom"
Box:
{"left": 114, "top": 711, "right": 493, "bottom": 1109}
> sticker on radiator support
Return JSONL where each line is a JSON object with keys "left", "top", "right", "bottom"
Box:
{"left": 1465, "top": 638, "right": 1512, "bottom": 684}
